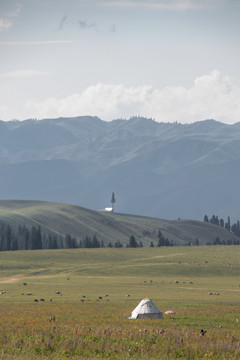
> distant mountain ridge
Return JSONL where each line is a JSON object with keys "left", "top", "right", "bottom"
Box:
{"left": 0, "top": 116, "right": 240, "bottom": 221}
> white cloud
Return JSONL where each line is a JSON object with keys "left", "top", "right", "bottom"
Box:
{"left": 100, "top": 0, "right": 237, "bottom": 10}
{"left": 23, "top": 71, "right": 240, "bottom": 124}
{"left": 0, "top": 40, "right": 77, "bottom": 46}
{"left": 0, "top": 18, "right": 13, "bottom": 32}
{"left": 0, "top": 70, "right": 50, "bottom": 78}
{"left": 0, "top": 4, "right": 21, "bottom": 32}
{"left": 4, "top": 3, "right": 22, "bottom": 18}
{"left": 100, "top": 0, "right": 206, "bottom": 10}
{"left": 0, "top": 105, "right": 8, "bottom": 120}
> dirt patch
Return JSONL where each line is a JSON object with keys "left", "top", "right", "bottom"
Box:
{"left": 0, "top": 275, "right": 23, "bottom": 284}
{"left": 130, "top": 253, "right": 187, "bottom": 262}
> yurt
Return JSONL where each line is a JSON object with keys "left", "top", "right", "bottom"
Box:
{"left": 129, "top": 298, "right": 163, "bottom": 319}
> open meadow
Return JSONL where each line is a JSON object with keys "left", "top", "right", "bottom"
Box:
{"left": 0, "top": 246, "right": 240, "bottom": 359}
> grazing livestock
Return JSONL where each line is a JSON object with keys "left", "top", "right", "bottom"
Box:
{"left": 49, "top": 316, "right": 55, "bottom": 322}
{"left": 208, "top": 292, "right": 219, "bottom": 295}
{"left": 34, "top": 299, "right": 39, "bottom": 302}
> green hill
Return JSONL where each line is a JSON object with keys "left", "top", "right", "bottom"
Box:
{"left": 0, "top": 200, "right": 237, "bottom": 247}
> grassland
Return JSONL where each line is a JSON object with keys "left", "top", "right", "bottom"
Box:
{"left": 0, "top": 246, "right": 240, "bottom": 359}
{"left": 0, "top": 200, "right": 236, "bottom": 246}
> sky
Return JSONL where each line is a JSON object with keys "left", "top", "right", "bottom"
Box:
{"left": 0, "top": 0, "right": 240, "bottom": 124}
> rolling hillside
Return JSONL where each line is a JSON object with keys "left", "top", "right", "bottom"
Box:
{"left": 0, "top": 200, "right": 237, "bottom": 247}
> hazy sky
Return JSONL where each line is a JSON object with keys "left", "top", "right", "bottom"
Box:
{"left": 1, "top": 0, "right": 240, "bottom": 123}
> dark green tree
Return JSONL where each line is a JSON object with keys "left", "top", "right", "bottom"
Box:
{"left": 92, "top": 235, "right": 100, "bottom": 248}
{"left": 203, "top": 215, "right": 209, "bottom": 222}
{"left": 65, "top": 234, "right": 77, "bottom": 248}
{"left": 114, "top": 241, "right": 123, "bottom": 248}
{"left": 128, "top": 235, "right": 138, "bottom": 248}
{"left": 157, "top": 230, "right": 165, "bottom": 247}
{"left": 219, "top": 218, "right": 224, "bottom": 227}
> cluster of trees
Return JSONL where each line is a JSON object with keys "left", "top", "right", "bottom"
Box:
{"left": 127, "top": 235, "right": 143, "bottom": 248}
{"left": 113, "top": 231, "right": 174, "bottom": 249}
{"left": 207, "top": 237, "right": 240, "bottom": 246}
{"left": 204, "top": 215, "right": 240, "bottom": 237}
{"left": 0, "top": 222, "right": 61, "bottom": 251}
{"left": 79, "top": 235, "right": 104, "bottom": 249}
{"left": 0, "top": 221, "right": 107, "bottom": 251}
{"left": 150, "top": 230, "right": 174, "bottom": 247}
{"left": 0, "top": 219, "right": 179, "bottom": 252}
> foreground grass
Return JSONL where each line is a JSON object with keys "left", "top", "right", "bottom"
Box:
{"left": 0, "top": 246, "right": 240, "bottom": 359}
{"left": 1, "top": 302, "right": 240, "bottom": 359}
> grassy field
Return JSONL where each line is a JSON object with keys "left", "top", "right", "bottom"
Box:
{"left": 0, "top": 200, "right": 236, "bottom": 246}
{"left": 0, "top": 246, "right": 240, "bottom": 359}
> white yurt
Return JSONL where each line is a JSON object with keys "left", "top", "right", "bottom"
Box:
{"left": 129, "top": 298, "right": 163, "bottom": 319}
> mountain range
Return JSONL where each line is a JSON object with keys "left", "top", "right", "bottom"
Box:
{"left": 0, "top": 116, "right": 239, "bottom": 221}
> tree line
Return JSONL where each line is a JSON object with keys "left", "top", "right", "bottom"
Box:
{"left": 0, "top": 221, "right": 107, "bottom": 251}
{"left": 206, "top": 237, "right": 240, "bottom": 246}
{"left": 3, "top": 215, "right": 240, "bottom": 252}
{"left": 0, "top": 220, "right": 174, "bottom": 251}
{"left": 203, "top": 215, "right": 240, "bottom": 238}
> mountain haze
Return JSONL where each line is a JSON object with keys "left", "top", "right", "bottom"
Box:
{"left": 0, "top": 116, "right": 239, "bottom": 221}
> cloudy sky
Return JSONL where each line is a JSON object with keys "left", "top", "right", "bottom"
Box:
{"left": 0, "top": 0, "right": 240, "bottom": 124}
